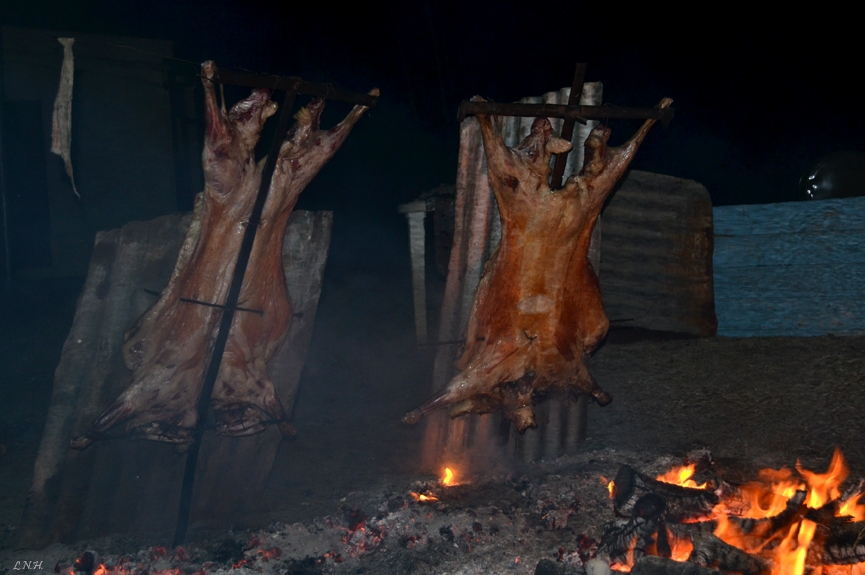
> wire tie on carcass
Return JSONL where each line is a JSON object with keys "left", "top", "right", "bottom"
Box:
{"left": 143, "top": 288, "right": 264, "bottom": 315}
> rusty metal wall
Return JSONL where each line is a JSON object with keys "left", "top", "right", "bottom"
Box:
{"left": 600, "top": 170, "right": 717, "bottom": 337}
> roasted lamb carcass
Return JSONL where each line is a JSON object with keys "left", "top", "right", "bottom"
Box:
{"left": 405, "top": 97, "right": 673, "bottom": 431}
{"left": 71, "top": 62, "right": 377, "bottom": 449}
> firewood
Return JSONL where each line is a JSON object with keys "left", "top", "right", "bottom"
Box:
{"left": 631, "top": 556, "right": 724, "bottom": 575}
{"left": 687, "top": 532, "right": 765, "bottom": 575}
{"left": 821, "top": 520, "right": 865, "bottom": 565}
{"left": 720, "top": 489, "right": 807, "bottom": 541}
{"left": 613, "top": 465, "right": 718, "bottom": 523}
{"left": 598, "top": 494, "right": 669, "bottom": 565}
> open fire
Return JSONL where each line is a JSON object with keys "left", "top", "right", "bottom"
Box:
{"left": 27, "top": 451, "right": 865, "bottom": 575}
{"left": 410, "top": 466, "right": 461, "bottom": 504}
{"left": 603, "top": 448, "right": 865, "bottom": 574}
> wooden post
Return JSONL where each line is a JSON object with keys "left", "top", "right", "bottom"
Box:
{"left": 398, "top": 199, "right": 434, "bottom": 345}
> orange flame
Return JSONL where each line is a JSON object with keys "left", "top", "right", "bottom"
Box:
{"left": 442, "top": 467, "right": 454, "bottom": 486}
{"left": 799, "top": 448, "right": 848, "bottom": 509}
{"left": 599, "top": 476, "right": 615, "bottom": 499}
{"left": 667, "top": 529, "right": 694, "bottom": 562}
{"left": 714, "top": 466, "right": 803, "bottom": 522}
{"left": 773, "top": 519, "right": 817, "bottom": 575}
{"left": 825, "top": 565, "right": 865, "bottom": 575}
{"left": 707, "top": 449, "right": 865, "bottom": 575}
{"left": 838, "top": 489, "right": 865, "bottom": 522}
{"left": 606, "top": 534, "right": 639, "bottom": 571}
{"left": 656, "top": 464, "right": 707, "bottom": 490}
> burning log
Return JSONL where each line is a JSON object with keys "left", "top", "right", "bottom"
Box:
{"left": 713, "top": 489, "right": 808, "bottom": 550}
{"left": 630, "top": 556, "right": 724, "bottom": 575}
{"left": 598, "top": 493, "right": 670, "bottom": 566}
{"left": 599, "top": 450, "right": 865, "bottom": 575}
{"left": 686, "top": 532, "right": 765, "bottom": 575}
{"left": 404, "top": 96, "right": 673, "bottom": 431}
{"left": 613, "top": 465, "right": 719, "bottom": 523}
{"left": 822, "top": 520, "right": 865, "bottom": 565}
{"left": 70, "top": 62, "right": 377, "bottom": 449}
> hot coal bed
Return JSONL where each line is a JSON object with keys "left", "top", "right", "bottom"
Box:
{"left": 6, "top": 446, "right": 865, "bottom": 575}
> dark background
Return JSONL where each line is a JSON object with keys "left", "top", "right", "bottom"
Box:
{"left": 3, "top": 2, "right": 863, "bottom": 211}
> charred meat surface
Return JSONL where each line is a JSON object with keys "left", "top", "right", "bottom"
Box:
{"left": 405, "top": 97, "right": 672, "bottom": 431}
{"left": 71, "top": 62, "right": 377, "bottom": 449}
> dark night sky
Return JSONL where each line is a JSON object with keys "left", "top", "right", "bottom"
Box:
{"left": 2, "top": 1, "right": 863, "bottom": 210}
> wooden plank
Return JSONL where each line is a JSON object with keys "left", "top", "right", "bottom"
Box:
{"left": 600, "top": 170, "right": 716, "bottom": 336}
{"left": 714, "top": 230, "right": 865, "bottom": 267}
{"left": 19, "top": 210, "right": 332, "bottom": 546}
{"left": 714, "top": 263, "right": 865, "bottom": 298}
{"left": 713, "top": 197, "right": 865, "bottom": 337}
{"left": 714, "top": 196, "right": 865, "bottom": 236}
{"left": 713, "top": 297, "right": 865, "bottom": 336}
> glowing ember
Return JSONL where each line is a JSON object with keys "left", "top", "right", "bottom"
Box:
{"left": 257, "top": 548, "right": 282, "bottom": 561}
{"left": 443, "top": 467, "right": 455, "bottom": 486}
{"left": 410, "top": 491, "right": 439, "bottom": 503}
{"left": 667, "top": 529, "right": 694, "bottom": 562}
{"left": 656, "top": 463, "right": 708, "bottom": 490}
{"left": 610, "top": 535, "right": 637, "bottom": 572}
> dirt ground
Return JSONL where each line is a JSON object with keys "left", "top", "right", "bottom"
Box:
{"left": 587, "top": 329, "right": 865, "bottom": 474}
{"left": 2, "top": 219, "right": 865, "bottom": 568}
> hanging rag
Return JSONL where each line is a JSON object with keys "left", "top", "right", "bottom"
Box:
{"left": 51, "top": 37, "right": 79, "bottom": 199}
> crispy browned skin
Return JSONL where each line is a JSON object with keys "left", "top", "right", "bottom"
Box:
{"left": 405, "top": 97, "right": 672, "bottom": 431}
{"left": 71, "top": 62, "right": 377, "bottom": 448}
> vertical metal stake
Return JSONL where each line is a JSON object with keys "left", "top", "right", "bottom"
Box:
{"left": 172, "top": 87, "right": 297, "bottom": 546}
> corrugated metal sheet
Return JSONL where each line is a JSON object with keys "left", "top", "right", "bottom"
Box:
{"left": 714, "top": 196, "right": 865, "bottom": 336}
{"left": 19, "top": 210, "right": 332, "bottom": 546}
{"left": 600, "top": 170, "right": 716, "bottom": 336}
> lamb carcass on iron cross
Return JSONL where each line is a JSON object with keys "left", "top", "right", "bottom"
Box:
{"left": 404, "top": 95, "right": 673, "bottom": 432}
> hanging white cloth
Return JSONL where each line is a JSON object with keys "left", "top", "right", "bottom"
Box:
{"left": 51, "top": 37, "right": 79, "bottom": 199}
